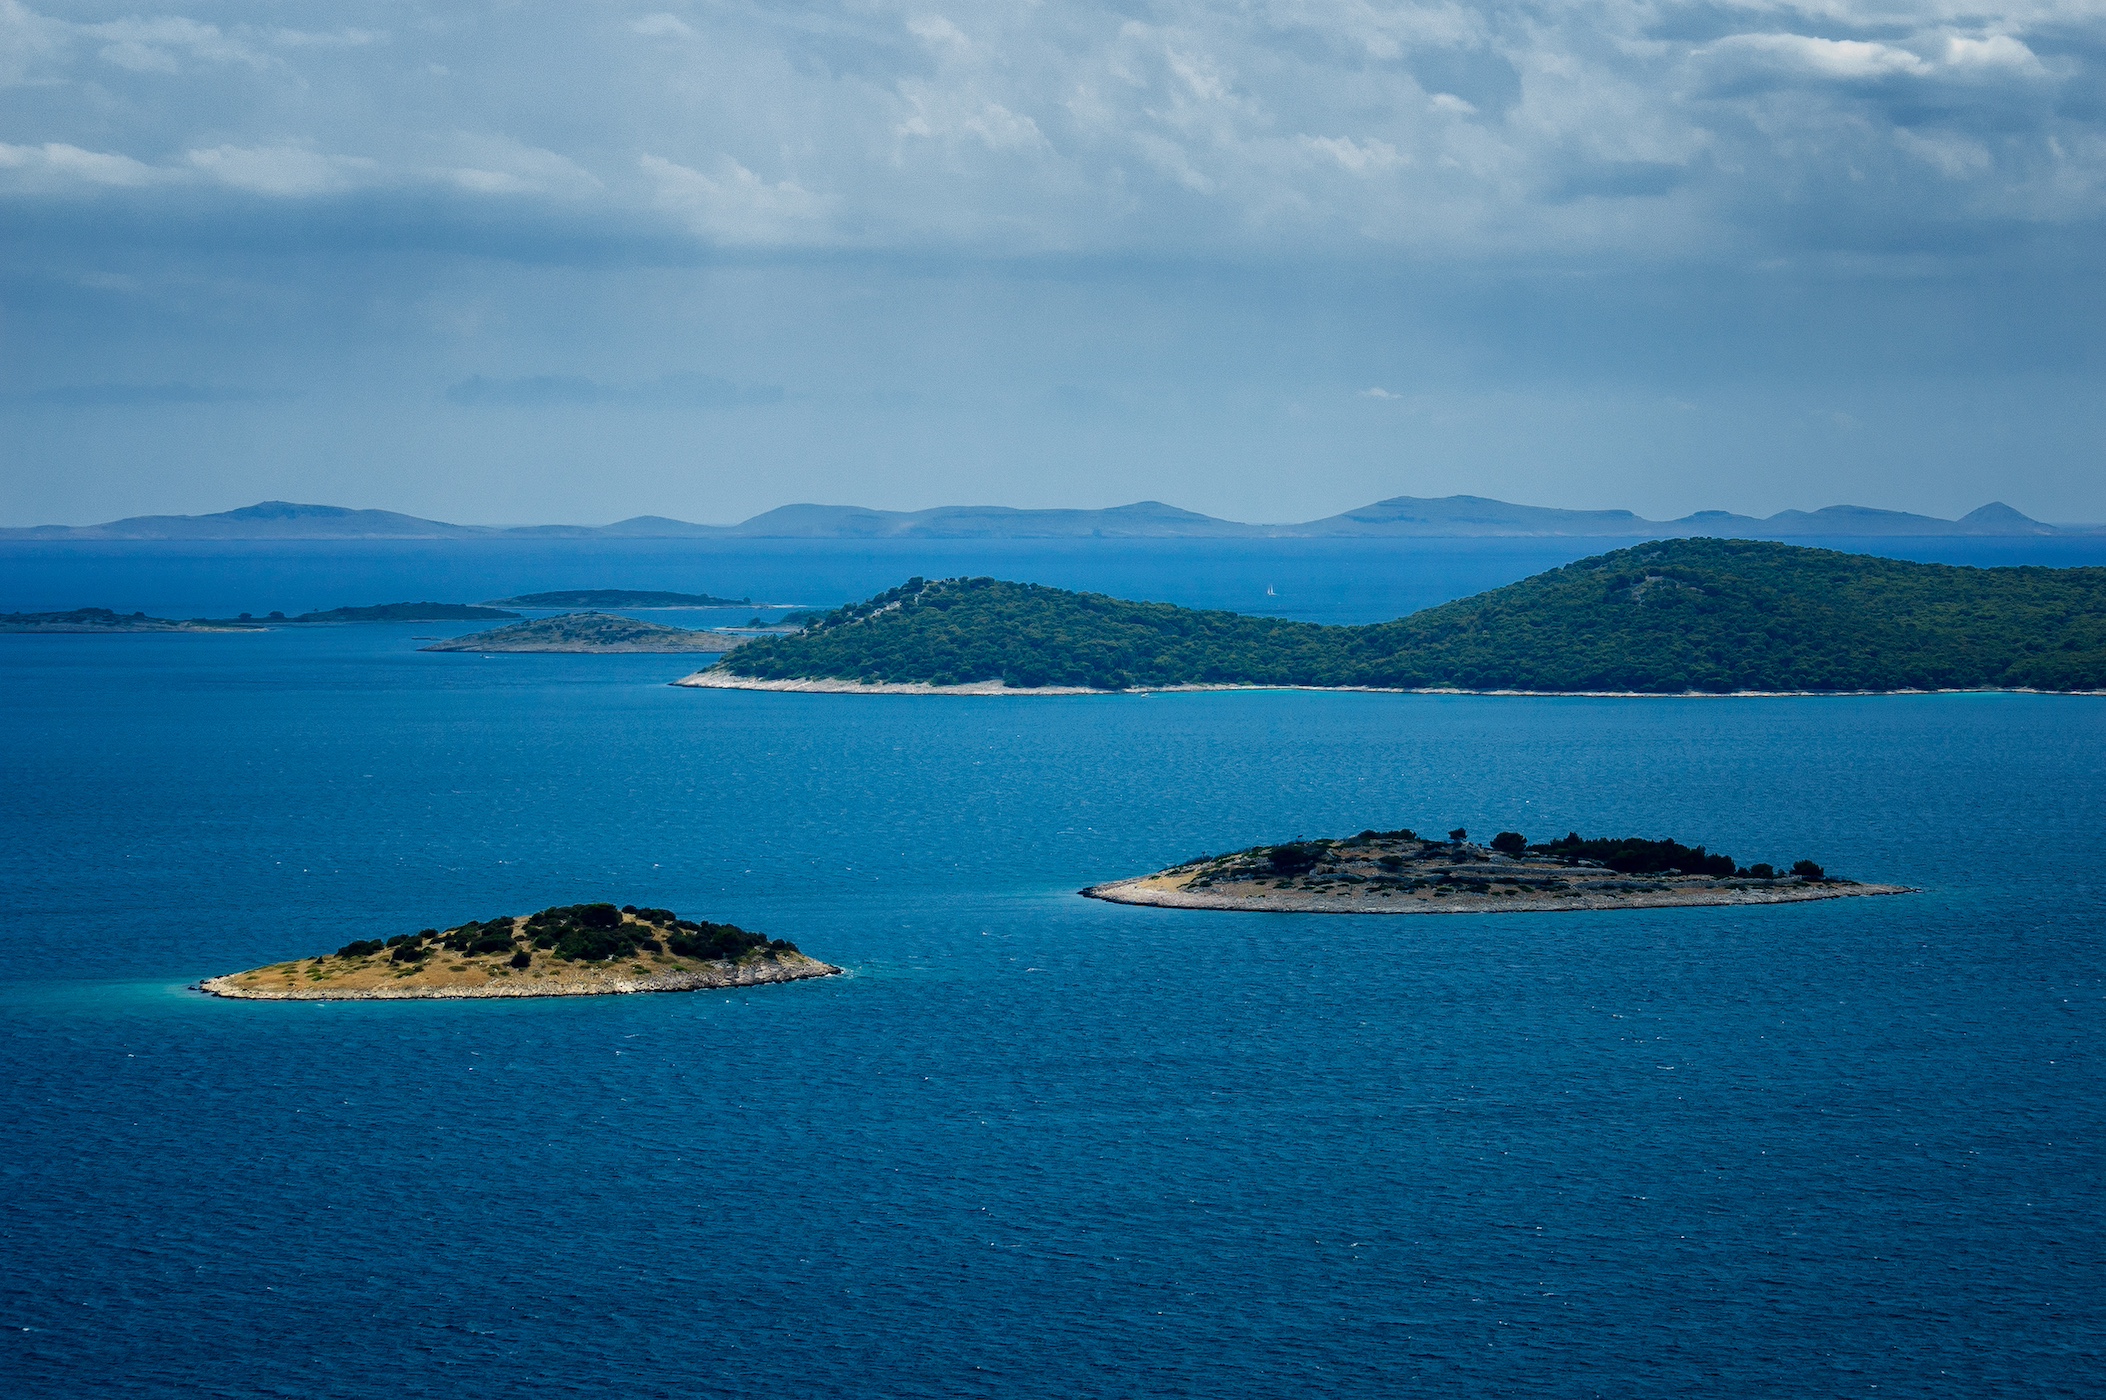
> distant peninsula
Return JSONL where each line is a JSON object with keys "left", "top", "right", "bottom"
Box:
{"left": 293, "top": 602, "right": 520, "bottom": 622}
{"left": 421, "top": 611, "right": 751, "bottom": 653}
{"left": 483, "top": 589, "right": 753, "bottom": 608}
{"left": 678, "top": 540, "right": 2106, "bottom": 695}
{"left": 0, "top": 607, "right": 258, "bottom": 633}
{"left": 1084, "top": 829, "right": 1904, "bottom": 915}
{"left": 4, "top": 495, "right": 2096, "bottom": 541}
{"left": 200, "top": 902, "right": 841, "bottom": 1000}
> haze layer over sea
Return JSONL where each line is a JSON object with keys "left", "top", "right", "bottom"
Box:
{"left": 2, "top": 537, "right": 2100, "bottom": 1397}
{"left": 7, "top": 533, "right": 2106, "bottom": 623}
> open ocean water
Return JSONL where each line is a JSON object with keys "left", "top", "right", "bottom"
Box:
{"left": 2, "top": 539, "right": 2102, "bottom": 1397}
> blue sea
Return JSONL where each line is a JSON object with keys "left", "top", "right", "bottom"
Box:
{"left": 3, "top": 538, "right": 2102, "bottom": 1397}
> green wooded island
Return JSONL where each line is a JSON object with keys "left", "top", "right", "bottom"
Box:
{"left": 200, "top": 902, "right": 841, "bottom": 1000}
{"left": 421, "top": 612, "right": 752, "bottom": 653}
{"left": 1084, "top": 828, "right": 1904, "bottom": 915}
{"left": 677, "top": 539, "right": 2106, "bottom": 694}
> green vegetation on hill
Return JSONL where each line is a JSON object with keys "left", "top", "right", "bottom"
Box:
{"left": 717, "top": 541, "right": 2106, "bottom": 693}
{"left": 335, "top": 903, "right": 797, "bottom": 965}
{"left": 419, "top": 611, "right": 743, "bottom": 652}
{"left": 1210, "top": 825, "right": 1830, "bottom": 883}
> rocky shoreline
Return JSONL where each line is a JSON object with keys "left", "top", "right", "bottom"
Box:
{"left": 1080, "top": 830, "right": 1908, "bottom": 917}
{"left": 1082, "top": 875, "right": 1907, "bottom": 915}
{"left": 199, "top": 902, "right": 840, "bottom": 1001}
{"left": 201, "top": 950, "right": 840, "bottom": 1000}
{"left": 673, "top": 670, "right": 2103, "bottom": 699}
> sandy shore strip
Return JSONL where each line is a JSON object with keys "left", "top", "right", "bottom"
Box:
{"left": 672, "top": 671, "right": 1104, "bottom": 696}
{"left": 673, "top": 671, "right": 2104, "bottom": 699}
{"left": 1081, "top": 874, "right": 1912, "bottom": 916}
{"left": 200, "top": 953, "right": 841, "bottom": 1000}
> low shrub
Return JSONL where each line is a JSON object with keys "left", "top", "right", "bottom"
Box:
{"left": 1267, "top": 843, "right": 1323, "bottom": 875}
{"left": 666, "top": 921, "right": 771, "bottom": 962}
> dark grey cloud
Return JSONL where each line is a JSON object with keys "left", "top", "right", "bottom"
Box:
{"left": 0, "top": 0, "right": 2097, "bottom": 263}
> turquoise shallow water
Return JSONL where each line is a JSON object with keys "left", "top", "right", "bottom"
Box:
{"left": 3, "top": 573, "right": 2103, "bottom": 1395}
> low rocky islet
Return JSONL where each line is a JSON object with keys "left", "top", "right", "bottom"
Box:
{"left": 1083, "top": 828, "right": 1907, "bottom": 915}
{"left": 201, "top": 902, "right": 840, "bottom": 1000}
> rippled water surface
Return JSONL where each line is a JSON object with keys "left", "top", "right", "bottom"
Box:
{"left": 2, "top": 548, "right": 2101, "bottom": 1397}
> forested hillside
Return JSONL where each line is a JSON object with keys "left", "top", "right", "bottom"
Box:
{"left": 715, "top": 541, "right": 2106, "bottom": 693}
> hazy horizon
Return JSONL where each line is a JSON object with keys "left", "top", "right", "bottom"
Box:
{"left": 5, "top": 489, "right": 2096, "bottom": 533}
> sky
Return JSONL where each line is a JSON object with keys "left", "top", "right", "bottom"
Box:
{"left": 2, "top": 0, "right": 2103, "bottom": 527}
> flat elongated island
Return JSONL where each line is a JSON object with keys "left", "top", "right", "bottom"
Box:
{"left": 421, "top": 612, "right": 749, "bottom": 654}
{"left": 201, "top": 902, "right": 841, "bottom": 1000}
{"left": 1083, "top": 829, "right": 1906, "bottom": 915}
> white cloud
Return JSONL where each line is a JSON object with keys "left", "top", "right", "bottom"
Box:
{"left": 1704, "top": 29, "right": 2051, "bottom": 84}
{"left": 186, "top": 145, "right": 375, "bottom": 196}
{"left": 896, "top": 87, "right": 1048, "bottom": 152}
{"left": 86, "top": 16, "right": 269, "bottom": 72}
{"left": 640, "top": 153, "right": 830, "bottom": 244}
{"left": 438, "top": 136, "right": 603, "bottom": 196}
{"left": 1940, "top": 34, "right": 2043, "bottom": 75}
{"left": 1361, "top": 386, "right": 1401, "bottom": 399}
{"left": 906, "top": 15, "right": 971, "bottom": 53}
{"left": 265, "top": 27, "right": 386, "bottom": 51}
{"left": 630, "top": 13, "right": 695, "bottom": 40}
{"left": 0, "top": 0, "right": 2098, "bottom": 257}
{"left": 1706, "top": 33, "right": 1932, "bottom": 80}
{"left": 1302, "top": 135, "right": 1406, "bottom": 173}
{"left": 0, "top": 140, "right": 164, "bottom": 186}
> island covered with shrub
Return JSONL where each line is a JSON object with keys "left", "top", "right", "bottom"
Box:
{"left": 200, "top": 902, "right": 840, "bottom": 999}
{"left": 421, "top": 612, "right": 750, "bottom": 653}
{"left": 1083, "top": 827, "right": 1905, "bottom": 915}
{"left": 679, "top": 539, "right": 2106, "bottom": 694}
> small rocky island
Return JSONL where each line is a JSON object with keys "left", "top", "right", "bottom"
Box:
{"left": 1083, "top": 828, "right": 1906, "bottom": 915}
{"left": 420, "top": 612, "right": 751, "bottom": 653}
{"left": 201, "top": 902, "right": 840, "bottom": 1000}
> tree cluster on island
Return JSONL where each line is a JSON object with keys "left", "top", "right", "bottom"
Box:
{"left": 1156, "top": 827, "right": 1837, "bottom": 901}
{"left": 417, "top": 612, "right": 748, "bottom": 653}
{"left": 333, "top": 903, "right": 798, "bottom": 969}
{"left": 713, "top": 540, "right": 2106, "bottom": 693}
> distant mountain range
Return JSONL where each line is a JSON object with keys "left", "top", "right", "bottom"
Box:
{"left": 2, "top": 496, "right": 2096, "bottom": 541}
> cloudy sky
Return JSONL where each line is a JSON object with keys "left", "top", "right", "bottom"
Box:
{"left": 2, "top": 0, "right": 2102, "bottom": 525}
